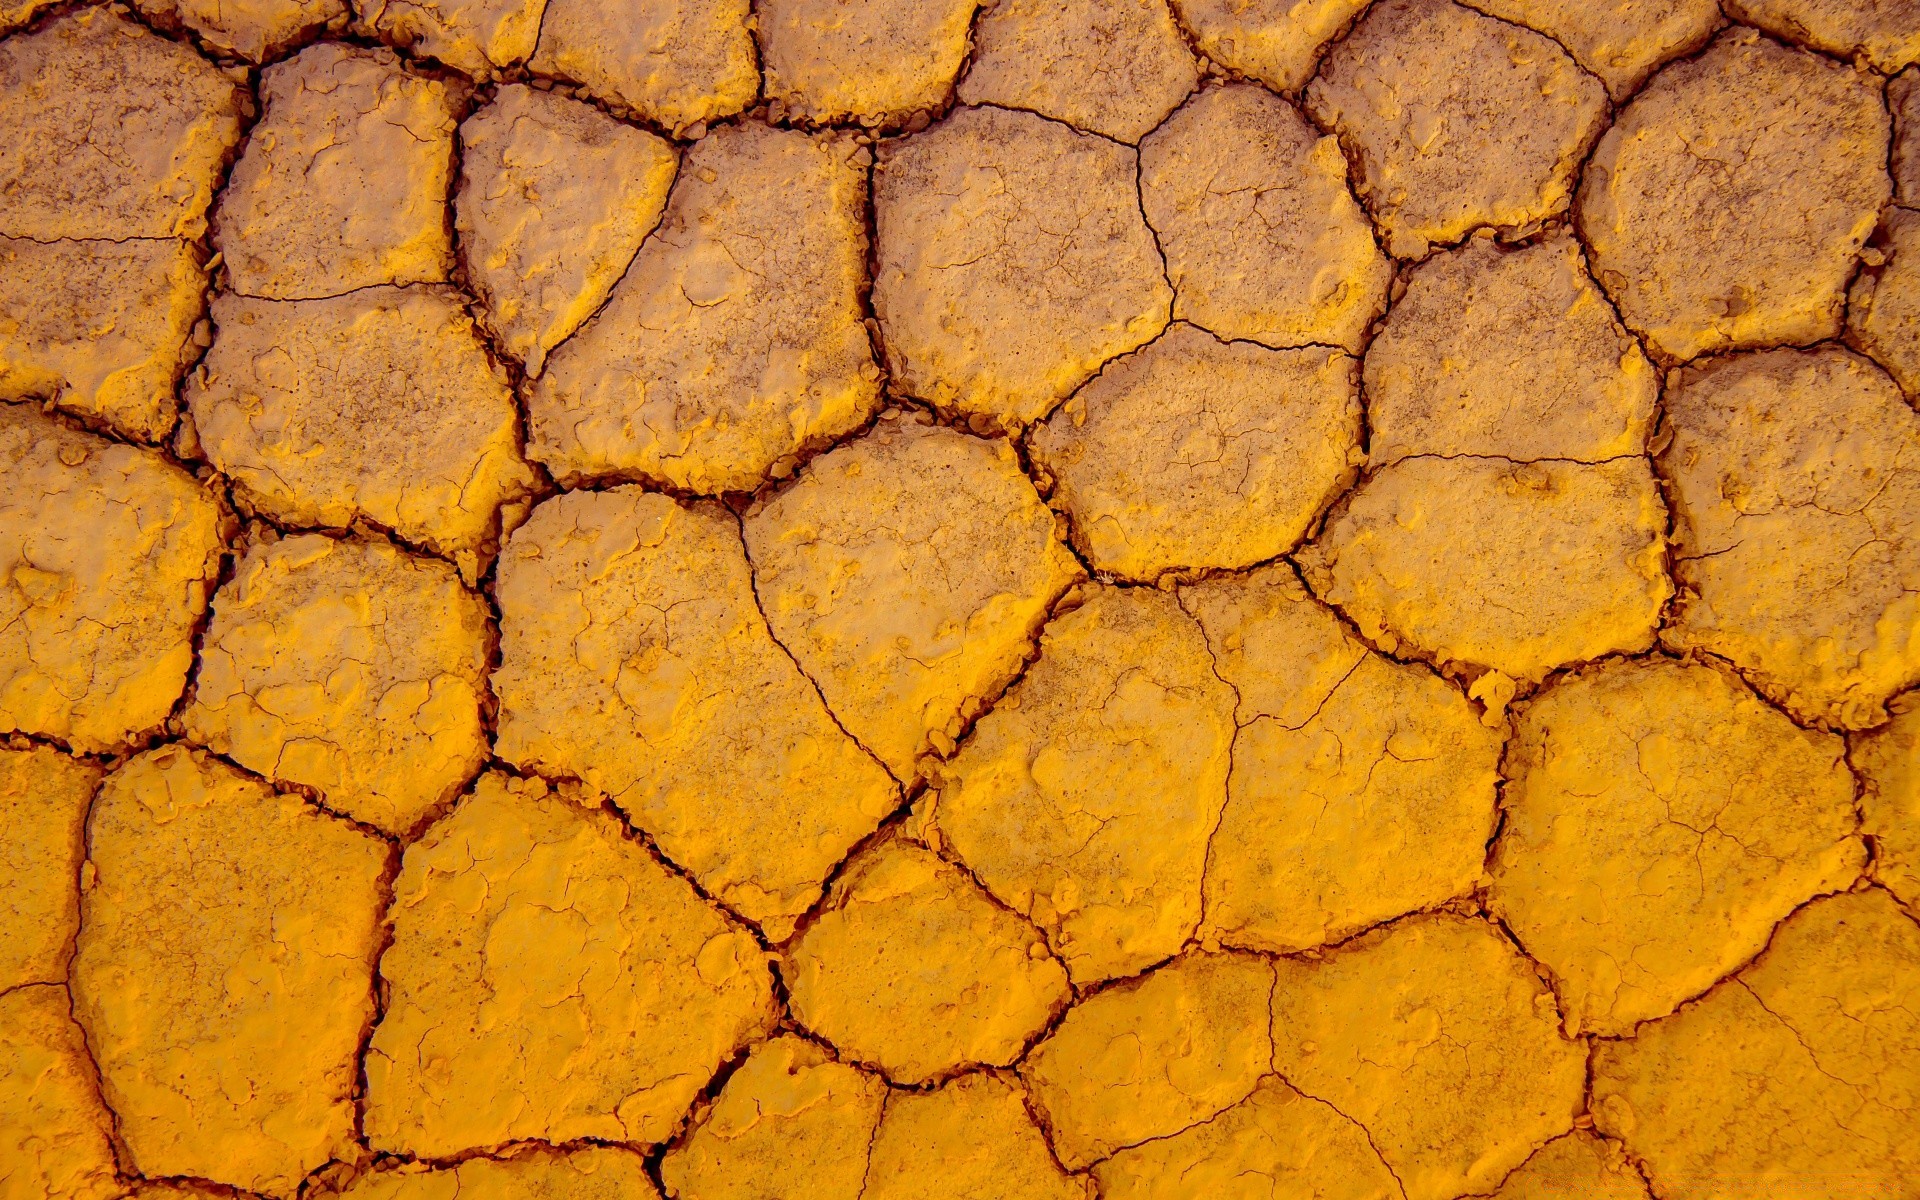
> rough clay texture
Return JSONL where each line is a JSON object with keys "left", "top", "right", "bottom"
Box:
{"left": 0, "top": 744, "right": 98, "bottom": 990}
{"left": 138, "top": 0, "right": 343, "bottom": 60}
{"left": 1854, "top": 695, "right": 1920, "bottom": 910}
{"left": 364, "top": 771, "right": 775, "bottom": 1158}
{"left": 456, "top": 84, "right": 677, "bottom": 377}
{"left": 1488, "top": 1132, "right": 1653, "bottom": 1200}
{"left": 745, "top": 417, "right": 1082, "bottom": 780}
{"left": 873, "top": 104, "right": 1173, "bottom": 427}
{"left": 958, "top": 0, "right": 1198, "bottom": 144}
{"left": 926, "top": 586, "right": 1236, "bottom": 984}
{"left": 1301, "top": 455, "right": 1671, "bottom": 682}
{"left": 1659, "top": 347, "right": 1920, "bottom": 729}
{"left": 1022, "top": 950, "right": 1273, "bottom": 1168}
{"left": 1029, "top": 325, "right": 1361, "bottom": 579}
{"left": 1460, "top": 0, "right": 1721, "bottom": 98}
{"left": 1364, "top": 231, "right": 1658, "bottom": 464}
{"left": 1139, "top": 83, "right": 1392, "bottom": 352}
{"left": 785, "top": 837, "right": 1070, "bottom": 1083}
{"left": 73, "top": 746, "right": 387, "bottom": 1194}
{"left": 1593, "top": 889, "right": 1920, "bottom": 1197}
{"left": 0, "top": 7, "right": 242, "bottom": 242}
{"left": 186, "top": 287, "right": 535, "bottom": 578}
{"left": 1896, "top": 68, "right": 1920, "bottom": 206}
{"left": 327, "top": 1146, "right": 660, "bottom": 1199}
{"left": 357, "top": 0, "right": 546, "bottom": 77}
{"left": 184, "top": 533, "right": 492, "bottom": 836}
{"left": 1171, "top": 0, "right": 1371, "bottom": 93}
{"left": 1578, "top": 30, "right": 1891, "bottom": 362}
{"left": 1490, "top": 657, "right": 1865, "bottom": 1035}
{"left": 528, "top": 0, "right": 756, "bottom": 133}
{"left": 12, "top": 2, "right": 1920, "bottom": 1194}
{"left": 1269, "top": 916, "right": 1589, "bottom": 1200}
{"left": 0, "top": 985, "right": 124, "bottom": 1200}
{"left": 1725, "top": 0, "right": 1920, "bottom": 74}
{"left": 1850, "top": 206, "right": 1920, "bottom": 399}
{"left": 494, "top": 487, "right": 897, "bottom": 939}
{"left": 660, "top": 1035, "right": 887, "bottom": 1200}
{"left": 529, "top": 122, "right": 878, "bottom": 493}
{"left": 1186, "top": 565, "right": 1505, "bottom": 952}
{"left": 0, "top": 235, "right": 205, "bottom": 441}
{"left": 1305, "top": 0, "right": 1609, "bottom": 259}
{"left": 1092, "top": 1075, "right": 1402, "bottom": 1199}
{"left": 861, "top": 1073, "right": 1083, "bottom": 1200}
{"left": 0, "top": 404, "right": 226, "bottom": 751}
{"left": 215, "top": 43, "right": 459, "bottom": 300}
{"left": 759, "top": 0, "right": 979, "bottom": 125}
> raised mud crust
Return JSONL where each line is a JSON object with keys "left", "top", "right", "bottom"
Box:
{"left": 1724, "top": 0, "right": 1920, "bottom": 74}
{"left": 1853, "top": 696, "right": 1920, "bottom": 910}
{"left": 364, "top": 770, "right": 776, "bottom": 1157}
{"left": 1460, "top": 0, "right": 1720, "bottom": 100}
{"left": 0, "top": 405, "right": 226, "bottom": 752}
{"left": 1850, "top": 207, "right": 1920, "bottom": 400}
{"left": 758, "top": 0, "right": 979, "bottom": 126}
{"left": 214, "top": 43, "right": 460, "bottom": 300}
{"left": 528, "top": 123, "right": 878, "bottom": 494}
{"left": 72, "top": 746, "right": 387, "bottom": 1194}
{"left": 872, "top": 105, "right": 1173, "bottom": 428}
{"left": 1489, "top": 657, "right": 1864, "bottom": 1036}
{"left": 528, "top": 0, "right": 756, "bottom": 134}
{"left": 1268, "top": 915, "right": 1588, "bottom": 1200}
{"left": 1488, "top": 1132, "right": 1652, "bottom": 1200}
{"left": 743, "top": 416, "right": 1083, "bottom": 781}
{"left": 357, "top": 0, "right": 547, "bottom": 77}
{"left": 494, "top": 488, "right": 897, "bottom": 939}
{"left": 0, "top": 0, "right": 52, "bottom": 31}
{"left": 0, "top": 745, "right": 98, "bottom": 990}
{"left": 0, "top": 236, "right": 206, "bottom": 442}
{"left": 1021, "top": 950, "right": 1273, "bottom": 1168}
{"left": 1169, "top": 0, "right": 1371, "bottom": 94}
{"left": 1139, "top": 84, "right": 1391, "bottom": 352}
{"left": 183, "top": 533, "right": 491, "bottom": 837}
{"left": 136, "top": 0, "right": 346, "bottom": 61}
{"left": 1364, "top": 231, "right": 1657, "bottom": 464}
{"left": 1185, "top": 565, "right": 1503, "bottom": 953}
{"left": 1592, "top": 890, "right": 1920, "bottom": 1196}
{"left": 456, "top": 85, "right": 677, "bottom": 377}
{"left": 0, "top": 7, "right": 243, "bottom": 242}
{"left": 957, "top": 0, "right": 1199, "bottom": 144}
{"left": 1299, "top": 455, "right": 1671, "bottom": 682}
{"left": 783, "top": 837, "right": 1070, "bottom": 1083}
{"left": 1029, "top": 325, "right": 1361, "bottom": 580}
{"left": 1303, "top": 0, "right": 1608, "bottom": 260}
{"left": 1659, "top": 347, "right": 1920, "bottom": 730}
{"left": 1092, "top": 1076, "right": 1401, "bottom": 1199}
{"left": 327, "top": 1145, "right": 660, "bottom": 1198}
{"left": 1895, "top": 68, "right": 1919, "bottom": 206}
{"left": 186, "top": 287, "right": 535, "bottom": 580}
{"left": 861, "top": 1072, "right": 1083, "bottom": 1200}
{"left": 1577, "top": 30, "right": 1890, "bottom": 363}
{"left": 926, "top": 586, "right": 1236, "bottom": 985}
{"left": 0, "top": 985, "right": 123, "bottom": 1200}
{"left": 661, "top": 1035, "right": 887, "bottom": 1200}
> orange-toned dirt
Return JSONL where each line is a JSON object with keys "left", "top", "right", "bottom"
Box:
{"left": 2, "top": 1, "right": 1918, "bottom": 1197}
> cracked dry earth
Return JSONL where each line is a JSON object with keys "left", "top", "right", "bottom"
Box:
{"left": 7, "top": 0, "right": 1920, "bottom": 1199}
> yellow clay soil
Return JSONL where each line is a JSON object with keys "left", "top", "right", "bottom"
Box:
{"left": 2, "top": 1, "right": 1917, "bottom": 1195}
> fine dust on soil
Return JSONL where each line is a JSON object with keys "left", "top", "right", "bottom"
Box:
{"left": 0, "top": 0, "right": 1917, "bottom": 1198}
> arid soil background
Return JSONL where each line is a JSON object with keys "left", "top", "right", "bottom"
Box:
{"left": 4, "top": 0, "right": 1920, "bottom": 1196}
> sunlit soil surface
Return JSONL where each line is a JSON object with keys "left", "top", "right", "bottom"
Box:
{"left": 3, "top": 0, "right": 1920, "bottom": 1197}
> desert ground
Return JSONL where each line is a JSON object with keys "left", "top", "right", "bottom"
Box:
{"left": 3, "top": 0, "right": 1920, "bottom": 1197}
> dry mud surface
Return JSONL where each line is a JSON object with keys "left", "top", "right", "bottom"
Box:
{"left": 1, "top": 0, "right": 1918, "bottom": 1197}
